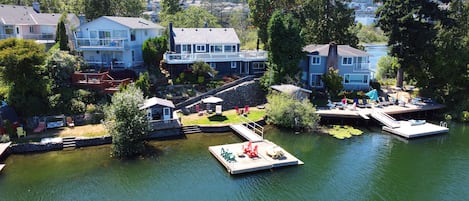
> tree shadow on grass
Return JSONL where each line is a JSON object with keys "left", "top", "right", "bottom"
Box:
{"left": 207, "top": 115, "right": 228, "bottom": 122}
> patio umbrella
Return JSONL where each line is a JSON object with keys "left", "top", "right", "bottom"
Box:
{"left": 365, "top": 89, "right": 379, "bottom": 102}
{"left": 202, "top": 96, "right": 223, "bottom": 104}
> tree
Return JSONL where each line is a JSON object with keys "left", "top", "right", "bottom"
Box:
{"left": 191, "top": 61, "right": 217, "bottom": 83}
{"left": 248, "top": 0, "right": 275, "bottom": 48}
{"left": 0, "top": 38, "right": 49, "bottom": 116}
{"left": 377, "top": 0, "right": 449, "bottom": 88}
{"left": 321, "top": 67, "right": 343, "bottom": 98}
{"left": 55, "top": 13, "right": 69, "bottom": 51}
{"left": 161, "top": 0, "right": 181, "bottom": 16}
{"left": 135, "top": 72, "right": 151, "bottom": 98}
{"left": 104, "top": 84, "right": 149, "bottom": 158}
{"left": 84, "top": 0, "right": 112, "bottom": 20}
{"left": 266, "top": 92, "right": 319, "bottom": 130}
{"left": 264, "top": 10, "right": 304, "bottom": 86}
{"left": 375, "top": 55, "right": 399, "bottom": 80}
{"left": 142, "top": 35, "right": 168, "bottom": 68}
{"left": 161, "top": 7, "right": 221, "bottom": 28}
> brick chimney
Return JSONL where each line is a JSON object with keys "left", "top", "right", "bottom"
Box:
{"left": 326, "top": 42, "right": 338, "bottom": 69}
{"left": 169, "top": 22, "right": 175, "bottom": 52}
{"left": 32, "top": 1, "right": 40, "bottom": 13}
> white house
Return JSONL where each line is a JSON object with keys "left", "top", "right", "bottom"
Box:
{"left": 74, "top": 16, "right": 165, "bottom": 69}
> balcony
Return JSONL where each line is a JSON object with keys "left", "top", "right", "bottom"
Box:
{"left": 164, "top": 50, "right": 267, "bottom": 64}
{"left": 75, "top": 38, "right": 128, "bottom": 51}
{"left": 353, "top": 62, "right": 371, "bottom": 72}
{"left": 0, "top": 33, "right": 55, "bottom": 40}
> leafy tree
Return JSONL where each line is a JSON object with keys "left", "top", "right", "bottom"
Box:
{"left": 192, "top": 61, "right": 217, "bottom": 78}
{"left": 135, "top": 72, "right": 151, "bottom": 97}
{"left": 104, "top": 84, "right": 149, "bottom": 158}
{"left": 161, "top": 0, "right": 181, "bottom": 16}
{"left": 0, "top": 38, "right": 49, "bottom": 116}
{"left": 264, "top": 10, "right": 304, "bottom": 85}
{"left": 161, "top": 6, "right": 221, "bottom": 28}
{"left": 112, "top": 0, "right": 144, "bottom": 17}
{"left": 248, "top": 0, "right": 275, "bottom": 48}
{"left": 266, "top": 92, "right": 319, "bottom": 130}
{"left": 84, "top": 0, "right": 112, "bottom": 20}
{"left": 376, "top": 55, "right": 399, "bottom": 80}
{"left": 377, "top": 0, "right": 449, "bottom": 88}
{"left": 356, "top": 23, "right": 387, "bottom": 44}
{"left": 321, "top": 67, "right": 343, "bottom": 98}
{"left": 142, "top": 35, "right": 168, "bottom": 68}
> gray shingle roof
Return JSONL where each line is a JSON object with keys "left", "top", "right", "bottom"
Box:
{"left": 140, "top": 97, "right": 175, "bottom": 110}
{"left": 303, "top": 44, "right": 369, "bottom": 57}
{"left": 0, "top": 4, "right": 77, "bottom": 26}
{"left": 172, "top": 28, "right": 240, "bottom": 44}
{"left": 102, "top": 16, "right": 164, "bottom": 29}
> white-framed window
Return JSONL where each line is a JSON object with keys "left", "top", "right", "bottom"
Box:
{"left": 231, "top": 61, "right": 237, "bottom": 69}
{"left": 344, "top": 74, "right": 369, "bottom": 84}
{"left": 224, "top": 45, "right": 237, "bottom": 52}
{"left": 252, "top": 62, "right": 265, "bottom": 70}
{"left": 5, "top": 25, "right": 14, "bottom": 34}
{"left": 181, "top": 44, "right": 191, "bottom": 53}
{"left": 29, "top": 26, "right": 34, "bottom": 33}
{"left": 195, "top": 44, "right": 205, "bottom": 52}
{"left": 310, "top": 74, "right": 323, "bottom": 87}
{"left": 311, "top": 56, "right": 320, "bottom": 65}
{"left": 210, "top": 45, "right": 223, "bottom": 53}
{"left": 210, "top": 62, "right": 216, "bottom": 68}
{"left": 342, "top": 57, "right": 353, "bottom": 65}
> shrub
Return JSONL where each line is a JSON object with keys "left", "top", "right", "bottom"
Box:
{"left": 266, "top": 93, "right": 320, "bottom": 130}
{"left": 461, "top": 111, "right": 469, "bottom": 122}
{"left": 0, "top": 134, "right": 10, "bottom": 143}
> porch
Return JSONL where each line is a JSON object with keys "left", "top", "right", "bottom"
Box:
{"left": 164, "top": 50, "right": 267, "bottom": 64}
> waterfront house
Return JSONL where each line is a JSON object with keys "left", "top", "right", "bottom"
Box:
{"left": 73, "top": 16, "right": 164, "bottom": 69}
{"left": 300, "top": 43, "right": 372, "bottom": 90}
{"left": 163, "top": 23, "right": 267, "bottom": 78}
{"left": 140, "top": 97, "right": 175, "bottom": 121}
{"left": 0, "top": 3, "right": 79, "bottom": 48}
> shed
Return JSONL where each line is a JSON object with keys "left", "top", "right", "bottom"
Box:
{"left": 140, "top": 97, "right": 175, "bottom": 121}
{"left": 271, "top": 84, "right": 312, "bottom": 101}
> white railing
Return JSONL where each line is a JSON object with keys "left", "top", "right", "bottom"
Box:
{"left": 75, "top": 38, "right": 128, "bottom": 49}
{"left": 164, "top": 50, "right": 267, "bottom": 63}
{"left": 353, "top": 62, "right": 371, "bottom": 72}
{"left": 239, "top": 114, "right": 264, "bottom": 139}
{"left": 0, "top": 33, "right": 55, "bottom": 40}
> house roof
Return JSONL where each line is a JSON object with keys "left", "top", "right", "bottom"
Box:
{"left": 303, "top": 44, "right": 369, "bottom": 57}
{"left": 140, "top": 97, "right": 175, "bottom": 110}
{"left": 0, "top": 4, "right": 77, "bottom": 26}
{"left": 271, "top": 84, "right": 312, "bottom": 95}
{"left": 172, "top": 28, "right": 240, "bottom": 44}
{"left": 101, "top": 16, "right": 164, "bottom": 29}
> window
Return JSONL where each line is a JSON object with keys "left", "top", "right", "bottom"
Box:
{"left": 342, "top": 57, "right": 353, "bottom": 65}
{"left": 231, "top": 62, "right": 237, "bottom": 69}
{"left": 196, "top": 44, "right": 205, "bottom": 52}
{"left": 144, "top": 30, "right": 148, "bottom": 36}
{"left": 210, "top": 45, "right": 222, "bottom": 53}
{"left": 181, "top": 44, "right": 191, "bottom": 53}
{"left": 310, "top": 74, "right": 322, "bottom": 87}
{"left": 344, "top": 74, "right": 369, "bottom": 84}
{"left": 132, "top": 50, "right": 135, "bottom": 61}
{"left": 29, "top": 26, "right": 34, "bottom": 33}
{"left": 130, "top": 30, "right": 136, "bottom": 41}
{"left": 5, "top": 26, "right": 14, "bottom": 34}
{"left": 311, "top": 56, "right": 320, "bottom": 65}
{"left": 252, "top": 62, "right": 265, "bottom": 70}
{"left": 210, "top": 63, "right": 216, "bottom": 68}
{"left": 224, "top": 45, "right": 236, "bottom": 52}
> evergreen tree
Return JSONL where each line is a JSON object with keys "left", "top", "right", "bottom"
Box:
{"left": 161, "top": 0, "right": 181, "bottom": 16}
{"left": 142, "top": 35, "right": 168, "bottom": 68}
{"left": 56, "top": 17, "right": 69, "bottom": 51}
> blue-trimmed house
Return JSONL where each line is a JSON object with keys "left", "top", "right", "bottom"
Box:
{"left": 163, "top": 23, "right": 267, "bottom": 78}
{"left": 300, "top": 43, "right": 372, "bottom": 90}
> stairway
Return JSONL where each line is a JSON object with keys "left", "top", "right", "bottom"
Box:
{"left": 62, "top": 137, "right": 77, "bottom": 149}
{"left": 181, "top": 125, "right": 202, "bottom": 134}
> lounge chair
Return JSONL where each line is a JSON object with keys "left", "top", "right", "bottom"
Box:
{"left": 362, "top": 98, "right": 372, "bottom": 108}
{"left": 384, "top": 95, "right": 396, "bottom": 105}
{"left": 17, "top": 127, "right": 26, "bottom": 138}
{"left": 33, "top": 122, "right": 46, "bottom": 133}
{"left": 244, "top": 105, "right": 250, "bottom": 114}
{"left": 378, "top": 97, "right": 391, "bottom": 107}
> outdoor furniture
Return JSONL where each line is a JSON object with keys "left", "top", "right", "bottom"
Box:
{"left": 235, "top": 106, "right": 240, "bottom": 115}
{"left": 16, "top": 127, "right": 26, "bottom": 138}
{"left": 66, "top": 117, "right": 75, "bottom": 127}
{"left": 34, "top": 122, "right": 46, "bottom": 133}
{"left": 215, "top": 105, "right": 222, "bottom": 116}
{"left": 362, "top": 98, "right": 372, "bottom": 108}
{"left": 244, "top": 105, "right": 250, "bottom": 114}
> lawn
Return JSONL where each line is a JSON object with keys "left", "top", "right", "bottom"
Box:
{"left": 14, "top": 124, "right": 108, "bottom": 143}
{"left": 180, "top": 107, "right": 266, "bottom": 126}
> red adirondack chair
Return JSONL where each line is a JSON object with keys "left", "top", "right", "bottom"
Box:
{"left": 244, "top": 105, "right": 250, "bottom": 114}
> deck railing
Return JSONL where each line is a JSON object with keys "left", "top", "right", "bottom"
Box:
{"left": 239, "top": 114, "right": 264, "bottom": 139}
{"left": 164, "top": 50, "right": 267, "bottom": 63}
{"left": 75, "top": 38, "right": 128, "bottom": 49}
{"left": 353, "top": 62, "right": 371, "bottom": 72}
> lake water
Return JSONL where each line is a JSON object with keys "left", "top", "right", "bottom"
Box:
{"left": 365, "top": 44, "right": 388, "bottom": 77}
{"left": 1, "top": 123, "right": 468, "bottom": 200}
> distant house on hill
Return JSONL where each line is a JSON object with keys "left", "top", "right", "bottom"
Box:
{"left": 73, "top": 16, "right": 164, "bottom": 69}
{"left": 300, "top": 42, "right": 372, "bottom": 90}
{"left": 163, "top": 23, "right": 267, "bottom": 78}
{"left": 0, "top": 3, "right": 79, "bottom": 48}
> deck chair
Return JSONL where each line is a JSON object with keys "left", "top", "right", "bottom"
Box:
{"left": 17, "top": 127, "right": 26, "bottom": 138}
{"left": 355, "top": 98, "right": 366, "bottom": 108}
{"left": 244, "top": 105, "right": 250, "bottom": 114}
{"left": 235, "top": 106, "right": 240, "bottom": 115}
{"left": 33, "top": 122, "right": 46, "bottom": 133}
{"left": 66, "top": 116, "right": 75, "bottom": 127}
{"left": 215, "top": 105, "right": 222, "bottom": 115}
{"left": 362, "top": 98, "right": 372, "bottom": 108}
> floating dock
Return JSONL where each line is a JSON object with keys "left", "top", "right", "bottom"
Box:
{"left": 208, "top": 140, "right": 304, "bottom": 175}
{"left": 382, "top": 121, "right": 449, "bottom": 138}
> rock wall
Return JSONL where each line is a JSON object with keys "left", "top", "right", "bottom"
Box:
{"left": 76, "top": 136, "right": 112, "bottom": 148}
{"left": 9, "top": 143, "right": 63, "bottom": 154}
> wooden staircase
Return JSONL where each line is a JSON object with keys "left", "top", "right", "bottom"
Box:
{"left": 62, "top": 137, "right": 77, "bottom": 149}
{"left": 181, "top": 125, "right": 202, "bottom": 134}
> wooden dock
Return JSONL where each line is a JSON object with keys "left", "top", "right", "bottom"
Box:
{"left": 230, "top": 124, "right": 263, "bottom": 142}
{"left": 0, "top": 142, "right": 11, "bottom": 173}
{"left": 208, "top": 140, "right": 304, "bottom": 175}
{"left": 383, "top": 121, "right": 449, "bottom": 138}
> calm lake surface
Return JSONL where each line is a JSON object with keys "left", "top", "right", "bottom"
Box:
{"left": 365, "top": 44, "right": 388, "bottom": 73}
{"left": 1, "top": 123, "right": 468, "bottom": 201}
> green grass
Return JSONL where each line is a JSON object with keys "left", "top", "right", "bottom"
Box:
{"left": 12, "top": 124, "right": 108, "bottom": 143}
{"left": 180, "top": 108, "right": 266, "bottom": 126}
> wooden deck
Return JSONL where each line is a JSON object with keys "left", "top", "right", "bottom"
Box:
{"left": 229, "top": 124, "right": 263, "bottom": 142}
{"left": 208, "top": 140, "right": 304, "bottom": 175}
{"left": 383, "top": 121, "right": 449, "bottom": 138}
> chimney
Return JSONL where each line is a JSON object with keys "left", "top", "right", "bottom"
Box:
{"left": 32, "top": 1, "right": 40, "bottom": 13}
{"left": 326, "top": 42, "right": 338, "bottom": 69}
{"left": 78, "top": 14, "right": 87, "bottom": 25}
{"left": 169, "top": 22, "right": 175, "bottom": 52}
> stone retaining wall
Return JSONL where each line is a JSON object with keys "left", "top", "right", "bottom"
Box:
{"left": 9, "top": 143, "right": 63, "bottom": 154}
{"left": 76, "top": 136, "right": 112, "bottom": 148}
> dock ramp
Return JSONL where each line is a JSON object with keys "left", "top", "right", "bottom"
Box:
{"left": 370, "top": 111, "right": 400, "bottom": 128}
{"left": 230, "top": 115, "right": 264, "bottom": 142}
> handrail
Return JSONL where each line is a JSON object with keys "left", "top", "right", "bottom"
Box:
{"left": 239, "top": 114, "right": 263, "bottom": 139}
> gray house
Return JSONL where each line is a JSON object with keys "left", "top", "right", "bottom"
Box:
{"left": 140, "top": 97, "right": 175, "bottom": 121}
{"left": 163, "top": 23, "right": 267, "bottom": 78}
{"left": 300, "top": 43, "right": 372, "bottom": 90}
